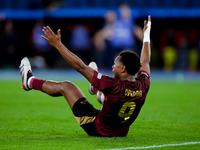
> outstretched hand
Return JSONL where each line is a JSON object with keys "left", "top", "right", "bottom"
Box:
{"left": 41, "top": 26, "right": 61, "bottom": 48}
{"left": 143, "top": 15, "right": 151, "bottom": 32}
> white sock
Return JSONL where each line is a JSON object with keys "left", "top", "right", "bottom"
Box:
{"left": 97, "top": 91, "right": 105, "bottom": 104}
{"left": 28, "top": 76, "right": 35, "bottom": 89}
{"left": 100, "top": 93, "right": 105, "bottom": 104}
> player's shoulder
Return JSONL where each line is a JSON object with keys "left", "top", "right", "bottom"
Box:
{"left": 93, "top": 71, "right": 121, "bottom": 85}
{"left": 136, "top": 70, "right": 150, "bottom": 87}
{"left": 137, "top": 70, "right": 150, "bottom": 79}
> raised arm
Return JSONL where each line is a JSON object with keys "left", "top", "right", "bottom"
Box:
{"left": 140, "top": 15, "right": 151, "bottom": 75}
{"left": 41, "top": 26, "right": 94, "bottom": 83}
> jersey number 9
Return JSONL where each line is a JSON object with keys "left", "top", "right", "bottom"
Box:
{"left": 118, "top": 102, "right": 136, "bottom": 124}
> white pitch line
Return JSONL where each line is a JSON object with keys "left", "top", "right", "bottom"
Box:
{"left": 105, "top": 141, "right": 200, "bottom": 150}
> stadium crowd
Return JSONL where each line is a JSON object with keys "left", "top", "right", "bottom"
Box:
{"left": 0, "top": 0, "right": 200, "bottom": 71}
{"left": 0, "top": 18, "right": 200, "bottom": 71}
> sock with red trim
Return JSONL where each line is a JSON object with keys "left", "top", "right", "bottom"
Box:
{"left": 29, "top": 78, "right": 46, "bottom": 92}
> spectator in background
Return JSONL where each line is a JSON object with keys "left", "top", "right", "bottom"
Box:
{"left": 160, "top": 28, "right": 176, "bottom": 71}
{"left": 0, "top": 20, "right": 18, "bottom": 68}
{"left": 175, "top": 29, "right": 190, "bottom": 71}
{"left": 93, "top": 4, "right": 143, "bottom": 69}
{"left": 198, "top": 32, "right": 200, "bottom": 70}
{"left": 70, "top": 25, "right": 91, "bottom": 51}
{"left": 30, "top": 20, "right": 55, "bottom": 68}
{"left": 160, "top": 27, "right": 199, "bottom": 72}
{"left": 69, "top": 24, "right": 92, "bottom": 65}
{"left": 92, "top": 10, "right": 117, "bottom": 69}
{"left": 110, "top": 4, "right": 143, "bottom": 54}
{"left": 187, "top": 28, "right": 198, "bottom": 71}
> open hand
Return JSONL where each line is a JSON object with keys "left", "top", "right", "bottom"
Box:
{"left": 41, "top": 26, "right": 61, "bottom": 48}
{"left": 143, "top": 15, "right": 151, "bottom": 32}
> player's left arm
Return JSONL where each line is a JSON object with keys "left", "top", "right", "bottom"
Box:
{"left": 41, "top": 26, "right": 94, "bottom": 83}
{"left": 139, "top": 15, "right": 151, "bottom": 75}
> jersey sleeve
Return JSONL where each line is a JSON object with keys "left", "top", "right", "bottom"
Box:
{"left": 136, "top": 70, "right": 150, "bottom": 87}
{"left": 91, "top": 71, "right": 119, "bottom": 95}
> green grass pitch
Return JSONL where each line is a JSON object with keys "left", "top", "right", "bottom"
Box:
{"left": 0, "top": 80, "right": 200, "bottom": 150}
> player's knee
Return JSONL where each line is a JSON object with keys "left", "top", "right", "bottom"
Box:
{"left": 59, "top": 81, "right": 75, "bottom": 92}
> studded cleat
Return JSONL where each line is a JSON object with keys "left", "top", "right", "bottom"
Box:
{"left": 19, "top": 57, "right": 34, "bottom": 91}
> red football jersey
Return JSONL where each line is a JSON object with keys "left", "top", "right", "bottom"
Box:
{"left": 91, "top": 70, "right": 150, "bottom": 137}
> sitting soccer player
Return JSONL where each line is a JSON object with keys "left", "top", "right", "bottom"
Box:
{"left": 19, "top": 16, "right": 151, "bottom": 137}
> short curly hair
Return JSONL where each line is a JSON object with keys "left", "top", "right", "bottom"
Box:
{"left": 119, "top": 50, "right": 141, "bottom": 75}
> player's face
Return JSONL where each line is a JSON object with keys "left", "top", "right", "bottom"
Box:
{"left": 112, "top": 56, "right": 123, "bottom": 79}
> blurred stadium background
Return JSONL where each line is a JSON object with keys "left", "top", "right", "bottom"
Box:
{"left": 0, "top": 0, "right": 200, "bottom": 81}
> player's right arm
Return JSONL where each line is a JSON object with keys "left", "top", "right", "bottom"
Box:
{"left": 139, "top": 15, "right": 151, "bottom": 75}
{"left": 41, "top": 26, "right": 94, "bottom": 83}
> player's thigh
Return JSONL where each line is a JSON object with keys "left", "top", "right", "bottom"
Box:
{"left": 72, "top": 97, "right": 101, "bottom": 136}
{"left": 59, "top": 81, "right": 86, "bottom": 109}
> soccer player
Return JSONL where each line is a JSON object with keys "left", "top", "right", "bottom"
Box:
{"left": 19, "top": 15, "right": 151, "bottom": 137}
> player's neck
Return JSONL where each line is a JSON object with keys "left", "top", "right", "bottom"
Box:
{"left": 121, "top": 74, "right": 135, "bottom": 82}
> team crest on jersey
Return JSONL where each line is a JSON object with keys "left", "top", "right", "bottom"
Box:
{"left": 97, "top": 73, "right": 102, "bottom": 79}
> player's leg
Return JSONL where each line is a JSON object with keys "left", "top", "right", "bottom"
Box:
{"left": 19, "top": 57, "right": 85, "bottom": 109}
{"left": 41, "top": 80, "right": 102, "bottom": 136}
{"left": 42, "top": 80, "right": 85, "bottom": 109}
{"left": 88, "top": 61, "right": 105, "bottom": 104}
{"left": 19, "top": 57, "right": 102, "bottom": 136}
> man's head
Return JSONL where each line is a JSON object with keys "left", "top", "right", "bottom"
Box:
{"left": 119, "top": 50, "right": 141, "bottom": 75}
{"left": 119, "top": 4, "right": 131, "bottom": 20}
{"left": 112, "top": 50, "right": 141, "bottom": 79}
{"left": 104, "top": 10, "right": 117, "bottom": 24}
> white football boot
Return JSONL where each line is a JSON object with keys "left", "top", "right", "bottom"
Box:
{"left": 19, "top": 57, "right": 34, "bottom": 91}
{"left": 88, "top": 61, "right": 98, "bottom": 95}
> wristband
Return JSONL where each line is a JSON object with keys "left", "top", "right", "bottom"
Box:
{"left": 143, "top": 21, "right": 151, "bottom": 43}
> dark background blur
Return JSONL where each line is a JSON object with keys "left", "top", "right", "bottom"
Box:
{"left": 0, "top": 0, "right": 200, "bottom": 72}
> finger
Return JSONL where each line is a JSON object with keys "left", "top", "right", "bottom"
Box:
{"left": 42, "top": 27, "right": 49, "bottom": 37}
{"left": 43, "top": 26, "right": 51, "bottom": 37}
{"left": 57, "top": 29, "right": 61, "bottom": 37}
{"left": 47, "top": 26, "right": 55, "bottom": 35}
{"left": 148, "top": 15, "right": 151, "bottom": 22}
{"left": 41, "top": 35, "right": 49, "bottom": 42}
{"left": 144, "top": 20, "right": 147, "bottom": 26}
{"left": 143, "top": 20, "right": 147, "bottom": 31}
